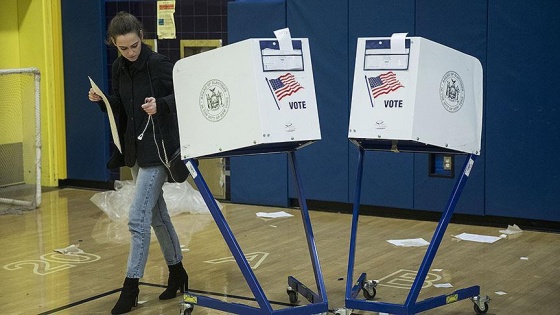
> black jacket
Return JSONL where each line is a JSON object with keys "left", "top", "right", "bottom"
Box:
{"left": 101, "top": 44, "right": 179, "bottom": 168}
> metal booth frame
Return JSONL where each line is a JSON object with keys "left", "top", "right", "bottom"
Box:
{"left": 180, "top": 145, "right": 328, "bottom": 315}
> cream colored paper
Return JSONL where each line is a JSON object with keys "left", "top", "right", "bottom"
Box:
{"left": 157, "top": 1, "right": 176, "bottom": 39}
{"left": 88, "top": 76, "right": 122, "bottom": 153}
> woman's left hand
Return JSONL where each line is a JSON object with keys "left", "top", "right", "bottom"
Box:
{"left": 141, "top": 97, "right": 157, "bottom": 115}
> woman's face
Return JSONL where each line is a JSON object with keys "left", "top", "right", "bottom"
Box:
{"left": 113, "top": 32, "right": 142, "bottom": 62}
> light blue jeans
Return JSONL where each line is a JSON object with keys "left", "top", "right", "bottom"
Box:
{"left": 126, "top": 164, "right": 182, "bottom": 278}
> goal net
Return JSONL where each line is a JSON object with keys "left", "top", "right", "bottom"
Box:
{"left": 0, "top": 68, "right": 41, "bottom": 212}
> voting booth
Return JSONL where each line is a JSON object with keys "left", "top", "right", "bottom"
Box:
{"left": 174, "top": 38, "right": 321, "bottom": 159}
{"left": 173, "top": 35, "right": 327, "bottom": 315}
{"left": 343, "top": 34, "right": 489, "bottom": 315}
{"left": 348, "top": 35, "right": 483, "bottom": 155}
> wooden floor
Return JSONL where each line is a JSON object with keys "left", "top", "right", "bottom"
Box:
{"left": 1, "top": 187, "right": 559, "bottom": 315}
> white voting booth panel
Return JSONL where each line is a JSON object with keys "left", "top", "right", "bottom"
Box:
{"left": 174, "top": 38, "right": 321, "bottom": 158}
{"left": 348, "top": 36, "right": 483, "bottom": 154}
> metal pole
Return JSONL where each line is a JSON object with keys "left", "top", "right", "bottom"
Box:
{"left": 404, "top": 154, "right": 477, "bottom": 307}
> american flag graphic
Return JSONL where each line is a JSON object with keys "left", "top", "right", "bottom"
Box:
{"left": 367, "top": 71, "right": 404, "bottom": 98}
{"left": 268, "top": 73, "right": 304, "bottom": 101}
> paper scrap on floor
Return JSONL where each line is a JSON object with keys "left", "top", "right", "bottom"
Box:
{"left": 256, "top": 211, "right": 293, "bottom": 218}
{"left": 454, "top": 232, "right": 501, "bottom": 243}
{"left": 434, "top": 283, "right": 453, "bottom": 288}
{"left": 387, "top": 238, "right": 430, "bottom": 247}
{"left": 499, "top": 224, "right": 523, "bottom": 235}
{"left": 54, "top": 244, "right": 84, "bottom": 255}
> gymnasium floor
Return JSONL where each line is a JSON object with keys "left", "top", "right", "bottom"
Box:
{"left": 1, "top": 187, "right": 559, "bottom": 314}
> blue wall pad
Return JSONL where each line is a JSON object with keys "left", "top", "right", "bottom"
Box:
{"left": 348, "top": 0, "right": 416, "bottom": 209}
{"left": 228, "top": 0, "right": 289, "bottom": 207}
{"left": 485, "top": 0, "right": 560, "bottom": 221}
{"left": 412, "top": 0, "right": 487, "bottom": 215}
{"left": 414, "top": 154, "right": 485, "bottom": 215}
{"left": 228, "top": 0, "right": 287, "bottom": 43}
{"left": 230, "top": 154, "right": 289, "bottom": 207}
{"left": 62, "top": 0, "right": 111, "bottom": 181}
{"left": 353, "top": 150, "right": 415, "bottom": 210}
{"left": 286, "top": 0, "right": 350, "bottom": 202}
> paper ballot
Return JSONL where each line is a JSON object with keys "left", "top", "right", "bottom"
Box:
{"left": 390, "top": 32, "right": 408, "bottom": 53}
{"left": 274, "top": 28, "right": 294, "bottom": 51}
{"left": 89, "top": 76, "right": 121, "bottom": 153}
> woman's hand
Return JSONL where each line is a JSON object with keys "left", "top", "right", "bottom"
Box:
{"left": 88, "top": 88, "right": 101, "bottom": 102}
{"left": 142, "top": 97, "right": 157, "bottom": 115}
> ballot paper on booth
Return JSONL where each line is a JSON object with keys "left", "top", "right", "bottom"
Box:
{"left": 348, "top": 35, "right": 483, "bottom": 154}
{"left": 173, "top": 38, "right": 321, "bottom": 158}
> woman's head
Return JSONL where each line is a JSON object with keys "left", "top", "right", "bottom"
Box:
{"left": 107, "top": 12, "right": 144, "bottom": 62}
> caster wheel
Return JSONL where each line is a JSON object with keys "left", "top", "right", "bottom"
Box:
{"left": 362, "top": 286, "right": 376, "bottom": 300}
{"left": 287, "top": 290, "right": 299, "bottom": 304}
{"left": 180, "top": 303, "right": 194, "bottom": 315}
{"left": 474, "top": 302, "right": 489, "bottom": 314}
{"left": 362, "top": 280, "right": 377, "bottom": 300}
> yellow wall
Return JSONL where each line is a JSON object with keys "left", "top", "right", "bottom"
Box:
{"left": 0, "top": 1, "right": 22, "bottom": 144}
{"left": 0, "top": 0, "right": 66, "bottom": 186}
{"left": 0, "top": 1, "right": 21, "bottom": 67}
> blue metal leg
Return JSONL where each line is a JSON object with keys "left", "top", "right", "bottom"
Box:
{"left": 405, "top": 154, "right": 477, "bottom": 309}
{"left": 185, "top": 159, "right": 274, "bottom": 314}
{"left": 183, "top": 156, "right": 328, "bottom": 315}
{"left": 345, "top": 153, "right": 481, "bottom": 315}
{"left": 288, "top": 151, "right": 327, "bottom": 305}
{"left": 346, "top": 146, "right": 365, "bottom": 301}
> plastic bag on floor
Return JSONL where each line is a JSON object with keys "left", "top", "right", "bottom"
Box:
{"left": 90, "top": 180, "right": 215, "bottom": 222}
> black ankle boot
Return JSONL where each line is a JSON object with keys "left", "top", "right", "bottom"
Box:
{"left": 111, "top": 277, "right": 139, "bottom": 314}
{"left": 159, "top": 261, "right": 188, "bottom": 300}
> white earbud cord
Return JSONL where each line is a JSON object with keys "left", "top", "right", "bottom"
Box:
{"left": 141, "top": 54, "right": 176, "bottom": 181}
{"left": 150, "top": 117, "right": 176, "bottom": 182}
{"left": 137, "top": 115, "right": 152, "bottom": 140}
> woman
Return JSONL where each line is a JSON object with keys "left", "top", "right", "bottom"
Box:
{"left": 88, "top": 12, "right": 187, "bottom": 314}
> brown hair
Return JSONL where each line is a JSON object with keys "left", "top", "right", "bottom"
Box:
{"left": 106, "top": 11, "right": 143, "bottom": 46}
